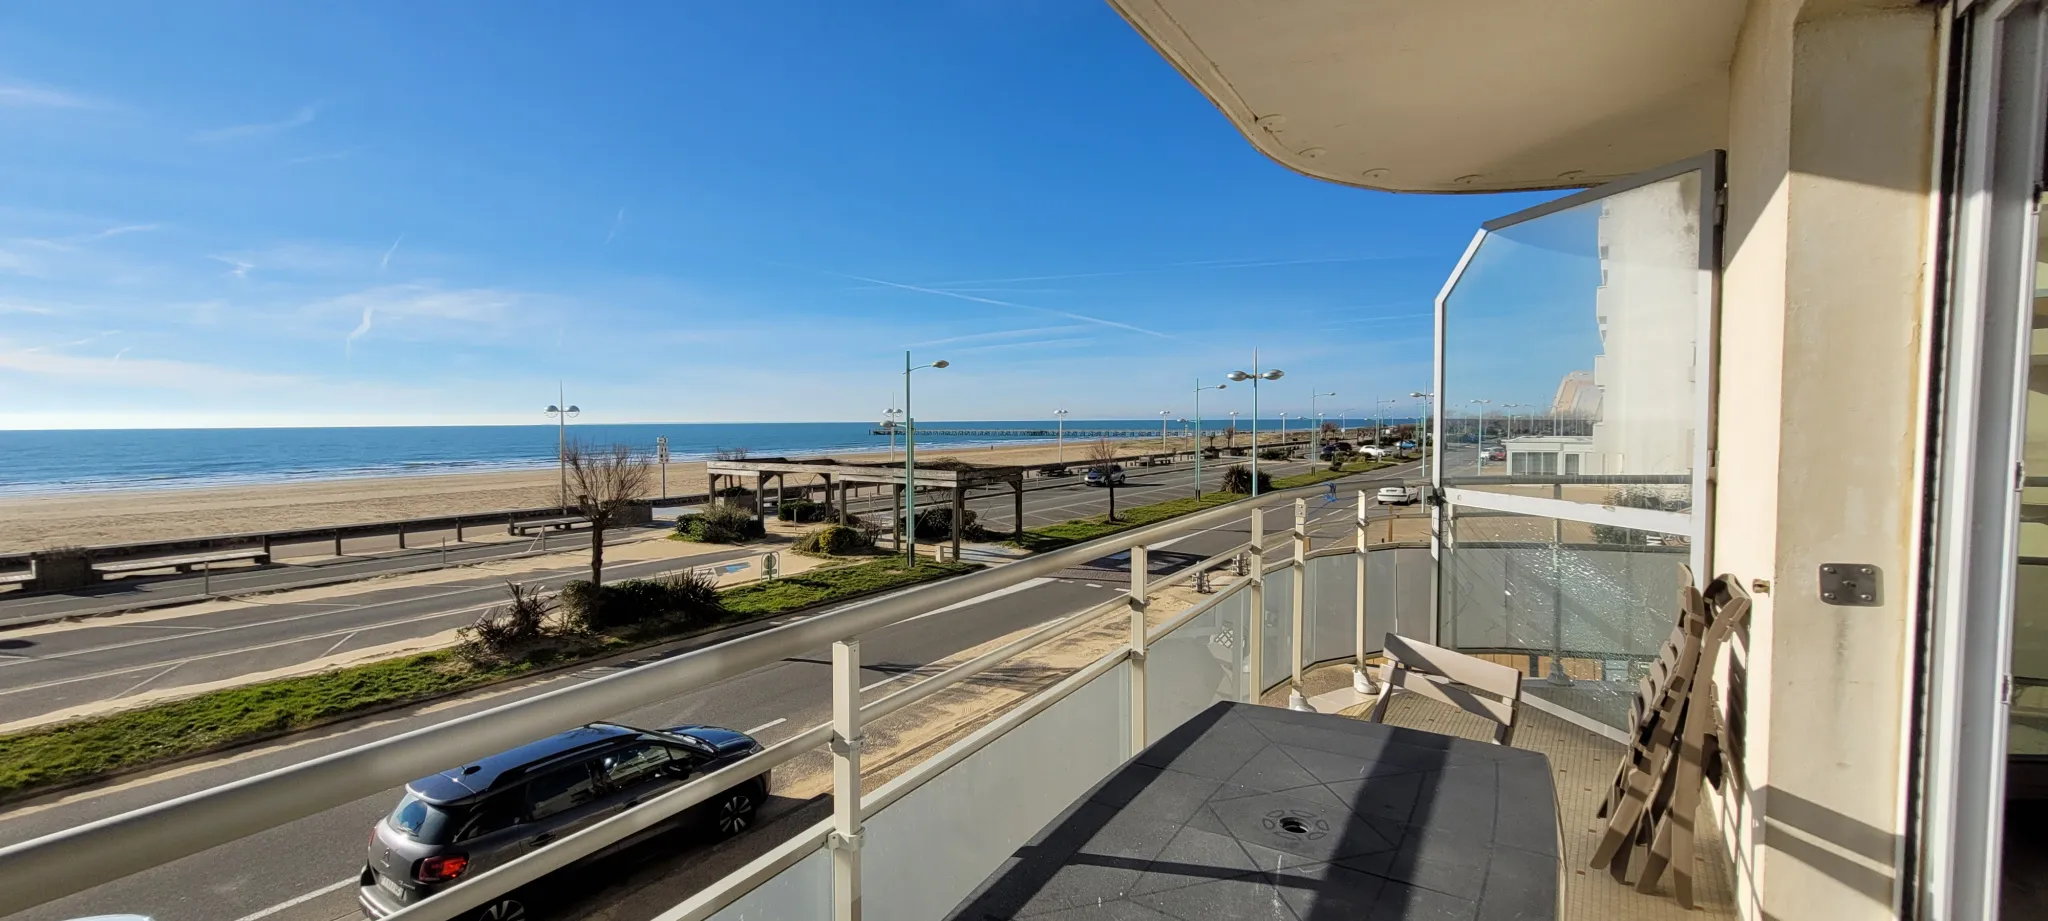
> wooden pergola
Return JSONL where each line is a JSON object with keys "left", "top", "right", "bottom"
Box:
{"left": 702, "top": 458, "right": 1030, "bottom": 560}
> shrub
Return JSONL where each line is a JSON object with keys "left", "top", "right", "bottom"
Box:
{"left": 457, "top": 581, "right": 557, "bottom": 665}
{"left": 913, "top": 505, "right": 980, "bottom": 540}
{"left": 1221, "top": 464, "right": 1273, "bottom": 494}
{"left": 561, "top": 569, "right": 725, "bottom": 632}
{"left": 796, "top": 524, "right": 875, "bottom": 556}
{"left": 676, "top": 504, "right": 767, "bottom": 543}
{"left": 777, "top": 498, "right": 833, "bottom": 523}
{"left": 1258, "top": 447, "right": 1293, "bottom": 461}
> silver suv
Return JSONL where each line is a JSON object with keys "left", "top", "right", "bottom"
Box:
{"left": 358, "top": 722, "right": 768, "bottom": 921}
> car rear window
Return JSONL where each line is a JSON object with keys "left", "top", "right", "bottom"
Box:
{"left": 388, "top": 793, "right": 462, "bottom": 844}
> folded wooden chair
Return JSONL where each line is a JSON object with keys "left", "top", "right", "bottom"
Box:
{"left": 1365, "top": 633, "right": 1524, "bottom": 746}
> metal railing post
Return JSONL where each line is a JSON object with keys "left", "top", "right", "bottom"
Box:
{"left": 1247, "top": 510, "right": 1265, "bottom": 702}
{"left": 1354, "top": 491, "right": 1377, "bottom": 694}
{"left": 1129, "top": 543, "right": 1149, "bottom": 753}
{"left": 1287, "top": 499, "right": 1312, "bottom": 711}
{"left": 830, "top": 639, "right": 864, "bottom": 921}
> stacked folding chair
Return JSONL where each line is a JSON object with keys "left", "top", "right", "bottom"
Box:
{"left": 1590, "top": 569, "right": 1750, "bottom": 909}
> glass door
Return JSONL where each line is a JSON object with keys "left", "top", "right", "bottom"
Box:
{"left": 1429, "top": 153, "right": 1722, "bottom": 734}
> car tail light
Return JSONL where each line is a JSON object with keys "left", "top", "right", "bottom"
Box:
{"left": 415, "top": 854, "right": 469, "bottom": 883}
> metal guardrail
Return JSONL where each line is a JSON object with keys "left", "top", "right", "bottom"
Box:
{"left": 0, "top": 478, "right": 1361, "bottom": 919}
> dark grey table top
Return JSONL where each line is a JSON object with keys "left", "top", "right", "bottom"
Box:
{"left": 945, "top": 701, "right": 1560, "bottom": 921}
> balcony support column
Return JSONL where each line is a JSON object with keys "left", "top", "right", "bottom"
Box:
{"left": 829, "top": 639, "right": 864, "bottom": 921}
{"left": 1288, "top": 499, "right": 1313, "bottom": 711}
{"left": 1354, "top": 491, "right": 1377, "bottom": 694}
{"left": 1247, "top": 509, "right": 1265, "bottom": 701}
{"left": 1129, "top": 544, "right": 1149, "bottom": 754}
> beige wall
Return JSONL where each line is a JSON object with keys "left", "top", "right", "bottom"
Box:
{"left": 1710, "top": 1, "right": 1938, "bottom": 919}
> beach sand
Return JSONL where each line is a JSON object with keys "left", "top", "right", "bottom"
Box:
{"left": 0, "top": 435, "right": 1230, "bottom": 552}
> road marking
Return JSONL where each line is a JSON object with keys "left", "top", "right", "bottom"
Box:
{"left": 745, "top": 717, "right": 787, "bottom": 735}
{"left": 861, "top": 673, "right": 907, "bottom": 691}
{"left": 899, "top": 577, "right": 1053, "bottom": 624}
{"left": 225, "top": 877, "right": 355, "bottom": 921}
{"left": 114, "top": 663, "right": 182, "bottom": 699}
{"left": 320, "top": 631, "right": 359, "bottom": 657}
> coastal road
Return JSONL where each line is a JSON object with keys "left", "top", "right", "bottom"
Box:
{"left": 0, "top": 481, "right": 1404, "bottom": 921}
{"left": 0, "top": 456, "right": 1421, "bottom": 726}
{"left": 0, "top": 452, "right": 1347, "bottom": 628}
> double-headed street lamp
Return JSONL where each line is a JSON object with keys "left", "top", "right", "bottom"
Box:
{"left": 1054, "top": 408, "right": 1071, "bottom": 463}
{"left": 1191, "top": 379, "right": 1227, "bottom": 496}
{"left": 1159, "top": 410, "right": 1173, "bottom": 450}
{"left": 1226, "top": 350, "right": 1285, "bottom": 497}
{"left": 1501, "top": 403, "right": 1528, "bottom": 438}
{"left": 1411, "top": 391, "right": 1435, "bottom": 473}
{"left": 904, "top": 352, "right": 950, "bottom": 566}
{"left": 1308, "top": 390, "right": 1336, "bottom": 458}
{"left": 544, "top": 384, "right": 581, "bottom": 511}
{"left": 1469, "top": 398, "right": 1492, "bottom": 474}
{"left": 1376, "top": 398, "right": 1400, "bottom": 448}
{"left": 883, "top": 406, "right": 904, "bottom": 464}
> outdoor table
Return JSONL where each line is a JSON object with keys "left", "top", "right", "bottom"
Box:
{"left": 946, "top": 701, "right": 1561, "bottom": 920}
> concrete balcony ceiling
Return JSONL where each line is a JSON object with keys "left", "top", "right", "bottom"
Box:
{"left": 1110, "top": 0, "right": 1745, "bottom": 193}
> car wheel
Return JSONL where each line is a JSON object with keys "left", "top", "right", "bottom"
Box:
{"left": 714, "top": 788, "right": 758, "bottom": 838}
{"left": 473, "top": 898, "right": 527, "bottom": 921}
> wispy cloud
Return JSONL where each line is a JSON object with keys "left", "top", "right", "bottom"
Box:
{"left": 69, "top": 224, "right": 157, "bottom": 244}
{"left": 209, "top": 255, "right": 254, "bottom": 278}
{"left": 902, "top": 255, "right": 1417, "bottom": 288}
{"left": 907, "top": 324, "right": 1090, "bottom": 348}
{"left": 379, "top": 234, "right": 404, "bottom": 273}
{"left": 323, "top": 283, "right": 523, "bottom": 356}
{"left": 0, "top": 82, "right": 92, "bottom": 108}
{"left": 113, "top": 347, "right": 130, "bottom": 361}
{"left": 283, "top": 145, "right": 364, "bottom": 165}
{"left": 952, "top": 336, "right": 1094, "bottom": 354}
{"left": 605, "top": 208, "right": 625, "bottom": 245}
{"left": 194, "top": 105, "right": 316, "bottom": 143}
{"left": 828, "top": 270, "right": 1171, "bottom": 339}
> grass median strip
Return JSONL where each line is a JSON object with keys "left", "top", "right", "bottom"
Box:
{"left": 0, "top": 557, "right": 977, "bottom": 803}
{"left": 1009, "top": 459, "right": 1397, "bottom": 553}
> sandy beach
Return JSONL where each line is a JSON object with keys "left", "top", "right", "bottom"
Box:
{"left": 0, "top": 436, "right": 1235, "bottom": 552}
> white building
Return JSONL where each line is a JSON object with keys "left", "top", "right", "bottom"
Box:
{"left": 1588, "top": 183, "right": 1700, "bottom": 476}
{"left": 1506, "top": 434, "right": 1602, "bottom": 476}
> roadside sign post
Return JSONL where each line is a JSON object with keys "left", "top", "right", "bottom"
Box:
{"left": 656, "top": 436, "right": 670, "bottom": 499}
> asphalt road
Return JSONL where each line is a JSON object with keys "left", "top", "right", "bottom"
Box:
{"left": 0, "top": 455, "right": 1413, "bottom": 726}
{"left": 0, "top": 464, "right": 1419, "bottom": 921}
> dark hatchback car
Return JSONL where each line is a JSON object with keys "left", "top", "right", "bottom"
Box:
{"left": 359, "top": 722, "right": 768, "bottom": 921}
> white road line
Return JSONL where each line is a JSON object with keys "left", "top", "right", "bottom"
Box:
{"left": 860, "top": 673, "right": 906, "bottom": 692}
{"left": 320, "top": 631, "right": 359, "bottom": 658}
{"left": 225, "top": 877, "right": 354, "bottom": 921}
{"left": 113, "top": 663, "right": 182, "bottom": 699}
{"left": 745, "top": 717, "right": 787, "bottom": 735}
{"left": 899, "top": 577, "right": 1054, "bottom": 624}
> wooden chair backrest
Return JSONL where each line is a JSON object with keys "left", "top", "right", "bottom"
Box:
{"left": 1368, "top": 633, "right": 1523, "bottom": 745}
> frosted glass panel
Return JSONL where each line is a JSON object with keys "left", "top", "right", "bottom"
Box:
{"left": 1260, "top": 565, "right": 1294, "bottom": 695}
{"left": 1147, "top": 589, "right": 1250, "bottom": 747}
{"left": 705, "top": 841, "right": 829, "bottom": 921}
{"left": 1305, "top": 554, "right": 1357, "bottom": 667}
{"left": 862, "top": 661, "right": 1130, "bottom": 921}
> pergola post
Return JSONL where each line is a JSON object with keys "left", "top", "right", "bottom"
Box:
{"left": 1012, "top": 478, "right": 1025, "bottom": 540}
{"left": 951, "top": 485, "right": 965, "bottom": 562}
{"left": 755, "top": 473, "right": 767, "bottom": 527}
{"left": 838, "top": 478, "right": 849, "bottom": 526}
{"left": 821, "top": 473, "right": 834, "bottom": 518}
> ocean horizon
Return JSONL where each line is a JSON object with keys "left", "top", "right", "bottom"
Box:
{"left": 0, "top": 418, "right": 1415, "bottom": 497}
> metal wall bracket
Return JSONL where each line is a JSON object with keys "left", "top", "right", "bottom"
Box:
{"left": 1819, "top": 563, "right": 1881, "bottom": 606}
{"left": 829, "top": 735, "right": 865, "bottom": 758}
{"left": 827, "top": 830, "right": 865, "bottom": 852}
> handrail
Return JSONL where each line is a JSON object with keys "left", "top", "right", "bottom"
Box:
{"left": 0, "top": 478, "right": 1346, "bottom": 917}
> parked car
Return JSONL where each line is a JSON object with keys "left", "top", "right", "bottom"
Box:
{"left": 1376, "top": 484, "right": 1421, "bottom": 505}
{"left": 1038, "top": 464, "right": 1073, "bottom": 478}
{"left": 359, "top": 722, "right": 768, "bottom": 921}
{"left": 1084, "top": 464, "right": 1126, "bottom": 487}
{"left": 1356, "top": 445, "right": 1388, "bottom": 459}
{"left": 1485, "top": 446, "right": 1507, "bottom": 462}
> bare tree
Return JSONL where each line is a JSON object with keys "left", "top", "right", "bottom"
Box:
{"left": 563, "top": 441, "right": 654, "bottom": 586}
{"left": 713, "top": 445, "right": 751, "bottom": 461}
{"left": 1087, "top": 438, "right": 1122, "bottom": 521}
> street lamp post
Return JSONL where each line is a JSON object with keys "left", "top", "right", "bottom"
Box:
{"left": 1376, "top": 398, "right": 1400, "bottom": 450}
{"left": 1054, "top": 408, "right": 1070, "bottom": 464}
{"left": 1308, "top": 390, "right": 1336, "bottom": 459}
{"left": 1192, "top": 379, "right": 1226, "bottom": 497}
{"left": 904, "top": 352, "right": 950, "bottom": 566}
{"left": 883, "top": 407, "right": 903, "bottom": 464}
{"left": 1469, "top": 399, "right": 1491, "bottom": 474}
{"left": 1410, "top": 391, "right": 1435, "bottom": 475}
{"left": 1226, "top": 350, "right": 1285, "bottom": 497}
{"left": 544, "top": 383, "right": 581, "bottom": 512}
{"left": 1159, "top": 410, "right": 1172, "bottom": 454}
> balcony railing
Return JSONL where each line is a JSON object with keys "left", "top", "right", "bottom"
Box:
{"left": 0, "top": 476, "right": 1681, "bottom": 921}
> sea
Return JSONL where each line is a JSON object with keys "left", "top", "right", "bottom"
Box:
{"left": 0, "top": 418, "right": 1408, "bottom": 497}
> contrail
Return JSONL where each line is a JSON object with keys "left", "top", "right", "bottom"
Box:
{"left": 345, "top": 305, "right": 374, "bottom": 357}
{"left": 605, "top": 208, "right": 624, "bottom": 245}
{"left": 827, "top": 270, "right": 1171, "bottom": 339}
{"left": 905, "top": 255, "right": 1411, "bottom": 288}
{"left": 379, "top": 234, "right": 404, "bottom": 273}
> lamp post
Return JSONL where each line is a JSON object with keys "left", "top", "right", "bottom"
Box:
{"left": 544, "top": 384, "right": 581, "bottom": 512}
{"left": 1376, "top": 398, "right": 1399, "bottom": 451}
{"left": 904, "top": 352, "right": 950, "bottom": 566}
{"left": 1410, "top": 391, "right": 1435, "bottom": 475}
{"left": 1308, "top": 390, "right": 1336, "bottom": 459}
{"left": 1501, "top": 403, "right": 1527, "bottom": 438}
{"left": 1469, "top": 399, "right": 1491, "bottom": 474}
{"left": 1159, "top": 410, "right": 1172, "bottom": 453}
{"left": 1226, "top": 350, "right": 1285, "bottom": 496}
{"left": 1192, "top": 379, "right": 1226, "bottom": 496}
{"left": 883, "top": 407, "right": 903, "bottom": 464}
{"left": 1054, "top": 408, "right": 1070, "bottom": 463}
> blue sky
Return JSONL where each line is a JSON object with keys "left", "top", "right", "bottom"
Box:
{"left": 0, "top": 2, "right": 1570, "bottom": 429}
